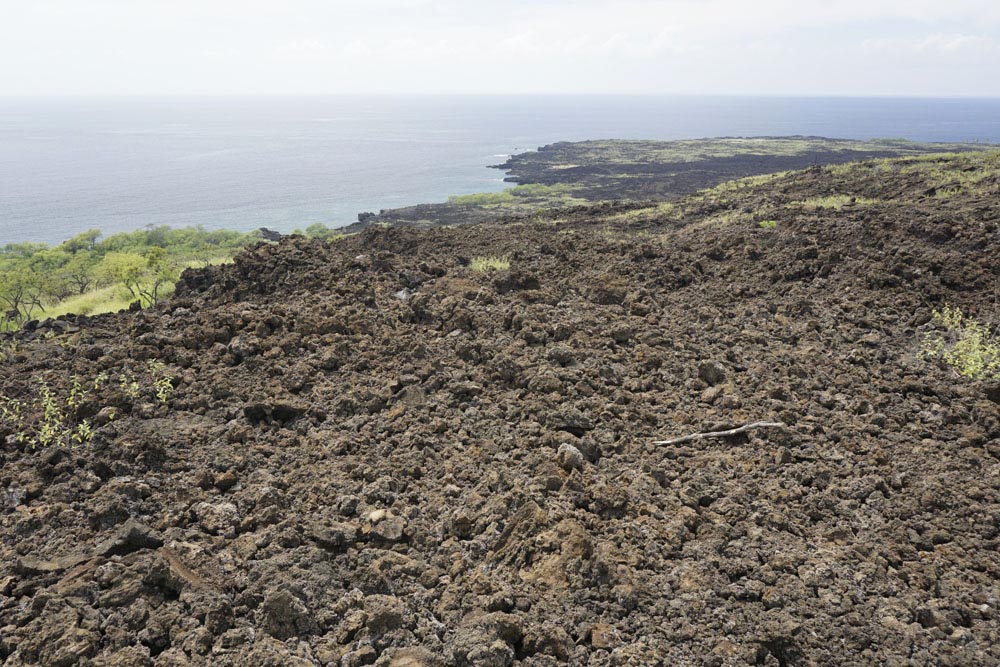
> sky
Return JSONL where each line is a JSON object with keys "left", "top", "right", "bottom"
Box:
{"left": 2, "top": 0, "right": 999, "bottom": 97}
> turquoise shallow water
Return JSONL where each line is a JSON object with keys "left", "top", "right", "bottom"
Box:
{"left": 1, "top": 95, "right": 999, "bottom": 245}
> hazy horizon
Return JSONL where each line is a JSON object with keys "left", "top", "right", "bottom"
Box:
{"left": 3, "top": 93, "right": 1000, "bottom": 100}
{"left": 4, "top": 1, "right": 999, "bottom": 97}
{"left": 4, "top": 94, "right": 999, "bottom": 246}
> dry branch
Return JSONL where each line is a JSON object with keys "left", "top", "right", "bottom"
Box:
{"left": 653, "top": 421, "right": 786, "bottom": 446}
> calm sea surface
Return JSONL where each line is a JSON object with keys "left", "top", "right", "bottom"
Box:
{"left": 1, "top": 95, "right": 999, "bottom": 245}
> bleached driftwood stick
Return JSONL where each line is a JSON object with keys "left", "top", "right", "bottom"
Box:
{"left": 653, "top": 421, "right": 786, "bottom": 446}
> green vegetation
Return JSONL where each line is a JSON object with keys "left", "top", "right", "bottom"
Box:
{"left": 0, "top": 223, "right": 353, "bottom": 329}
{"left": 0, "top": 359, "right": 174, "bottom": 448}
{"left": 601, "top": 203, "right": 678, "bottom": 225}
{"left": 370, "top": 138, "right": 995, "bottom": 228}
{"left": 791, "top": 195, "right": 880, "bottom": 210}
{"left": 523, "top": 138, "right": 983, "bottom": 169}
{"left": 0, "top": 226, "right": 259, "bottom": 329}
{"left": 448, "top": 183, "right": 589, "bottom": 209}
{"left": 758, "top": 219, "right": 778, "bottom": 229}
{"left": 293, "top": 222, "right": 352, "bottom": 241}
{"left": 470, "top": 256, "right": 511, "bottom": 272}
{"left": 696, "top": 172, "right": 789, "bottom": 200}
{"left": 899, "top": 150, "right": 1000, "bottom": 198}
{"left": 921, "top": 305, "right": 1000, "bottom": 380}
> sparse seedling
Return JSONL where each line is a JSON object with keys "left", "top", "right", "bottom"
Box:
{"left": 758, "top": 220, "right": 778, "bottom": 229}
{"left": 921, "top": 305, "right": 1000, "bottom": 380}
{"left": 35, "top": 380, "right": 66, "bottom": 448}
{"left": 72, "top": 421, "right": 94, "bottom": 445}
{"left": 0, "top": 340, "right": 19, "bottom": 363}
{"left": 67, "top": 376, "right": 89, "bottom": 410}
{"left": 93, "top": 372, "right": 108, "bottom": 391}
{"left": 119, "top": 370, "right": 141, "bottom": 400}
{"left": 0, "top": 358, "right": 174, "bottom": 447}
{"left": 0, "top": 397, "right": 26, "bottom": 445}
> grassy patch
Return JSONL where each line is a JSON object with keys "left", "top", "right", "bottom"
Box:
{"left": 448, "top": 191, "right": 519, "bottom": 206}
{"left": 470, "top": 256, "right": 511, "bottom": 272}
{"left": 921, "top": 305, "right": 1000, "bottom": 380}
{"left": 758, "top": 220, "right": 778, "bottom": 229}
{"left": 791, "top": 195, "right": 880, "bottom": 210}
{"left": 37, "top": 285, "right": 136, "bottom": 319}
{"left": 448, "top": 183, "right": 590, "bottom": 212}
{"left": 898, "top": 150, "right": 1000, "bottom": 197}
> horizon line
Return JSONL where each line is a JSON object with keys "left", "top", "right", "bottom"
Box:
{"left": 2, "top": 92, "right": 1000, "bottom": 100}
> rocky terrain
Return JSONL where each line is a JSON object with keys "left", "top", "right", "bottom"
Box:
{"left": 361, "top": 137, "right": 992, "bottom": 228}
{"left": 1, "top": 149, "right": 1000, "bottom": 666}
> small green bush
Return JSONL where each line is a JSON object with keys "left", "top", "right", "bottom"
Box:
{"left": 758, "top": 220, "right": 778, "bottom": 229}
{"left": 921, "top": 305, "right": 1000, "bottom": 379}
{"left": 470, "top": 256, "right": 511, "bottom": 272}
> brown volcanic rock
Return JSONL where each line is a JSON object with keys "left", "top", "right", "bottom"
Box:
{"left": 1, "top": 154, "right": 1000, "bottom": 665}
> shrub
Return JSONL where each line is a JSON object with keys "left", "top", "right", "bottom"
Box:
{"left": 921, "top": 305, "right": 1000, "bottom": 380}
{"left": 758, "top": 220, "right": 778, "bottom": 229}
{"left": 470, "top": 256, "right": 511, "bottom": 272}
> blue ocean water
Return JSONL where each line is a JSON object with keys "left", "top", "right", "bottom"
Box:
{"left": 1, "top": 95, "right": 998, "bottom": 245}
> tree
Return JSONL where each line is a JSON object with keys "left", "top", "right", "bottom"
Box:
{"left": 28, "top": 248, "right": 73, "bottom": 302}
{"left": 57, "top": 251, "right": 99, "bottom": 295}
{"left": 305, "top": 223, "right": 337, "bottom": 239}
{"left": 60, "top": 229, "right": 101, "bottom": 254}
{"left": 97, "top": 252, "right": 148, "bottom": 304}
{"left": 140, "top": 247, "right": 180, "bottom": 306}
{"left": 97, "top": 250, "right": 180, "bottom": 307}
{"left": 0, "top": 269, "right": 45, "bottom": 327}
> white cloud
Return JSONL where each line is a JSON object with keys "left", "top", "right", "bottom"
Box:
{"left": 0, "top": 0, "right": 998, "bottom": 95}
{"left": 863, "top": 33, "right": 1000, "bottom": 56}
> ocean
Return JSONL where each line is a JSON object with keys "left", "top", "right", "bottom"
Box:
{"left": 1, "top": 95, "right": 999, "bottom": 246}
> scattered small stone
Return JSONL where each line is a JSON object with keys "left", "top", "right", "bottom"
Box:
{"left": 700, "top": 384, "right": 726, "bottom": 404}
{"left": 590, "top": 623, "right": 620, "bottom": 649}
{"left": 382, "top": 647, "right": 444, "bottom": 667}
{"left": 310, "top": 521, "right": 358, "bottom": 550}
{"left": 191, "top": 501, "right": 240, "bottom": 536}
{"left": 557, "top": 443, "right": 584, "bottom": 472}
{"left": 46, "top": 628, "right": 99, "bottom": 667}
{"left": 95, "top": 518, "right": 163, "bottom": 556}
{"left": 216, "top": 627, "right": 256, "bottom": 650}
{"left": 214, "top": 470, "right": 238, "bottom": 492}
{"left": 3, "top": 486, "right": 26, "bottom": 510}
{"left": 363, "top": 594, "right": 406, "bottom": 636}
{"left": 93, "top": 406, "right": 120, "bottom": 426}
{"left": 448, "top": 509, "right": 476, "bottom": 539}
{"left": 396, "top": 385, "right": 427, "bottom": 407}
{"left": 259, "top": 589, "right": 317, "bottom": 640}
{"left": 339, "top": 495, "right": 360, "bottom": 516}
{"left": 367, "top": 510, "right": 406, "bottom": 542}
{"left": 133, "top": 402, "right": 157, "bottom": 419}
{"left": 523, "top": 623, "right": 574, "bottom": 660}
{"left": 342, "top": 645, "right": 378, "bottom": 667}
{"left": 698, "top": 360, "right": 727, "bottom": 386}
{"left": 15, "top": 553, "right": 89, "bottom": 575}
{"left": 194, "top": 470, "right": 215, "bottom": 491}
